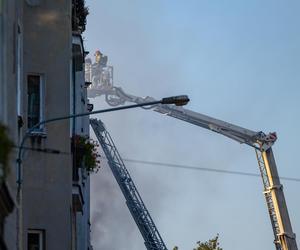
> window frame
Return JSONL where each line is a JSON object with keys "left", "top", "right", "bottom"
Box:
{"left": 27, "top": 229, "right": 45, "bottom": 250}
{"left": 27, "top": 73, "right": 45, "bottom": 132}
{"left": 17, "top": 22, "right": 22, "bottom": 117}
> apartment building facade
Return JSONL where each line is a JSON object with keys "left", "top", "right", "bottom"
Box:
{"left": 22, "top": 1, "right": 73, "bottom": 249}
{"left": 0, "top": 0, "right": 21, "bottom": 249}
{"left": 0, "top": 0, "right": 92, "bottom": 249}
{"left": 72, "top": 31, "right": 93, "bottom": 250}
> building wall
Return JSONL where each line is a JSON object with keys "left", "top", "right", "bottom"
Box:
{"left": 72, "top": 33, "right": 92, "bottom": 250}
{"left": 1, "top": 0, "right": 22, "bottom": 249}
{"left": 0, "top": 0, "right": 3, "bottom": 121}
{"left": 77, "top": 176, "right": 91, "bottom": 250}
{"left": 22, "top": 1, "right": 73, "bottom": 249}
{"left": 0, "top": 1, "right": 91, "bottom": 249}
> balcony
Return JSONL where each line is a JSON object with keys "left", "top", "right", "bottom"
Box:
{"left": 72, "top": 183, "right": 84, "bottom": 212}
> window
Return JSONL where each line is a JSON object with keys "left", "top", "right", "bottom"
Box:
{"left": 17, "top": 23, "right": 22, "bottom": 117}
{"left": 28, "top": 230, "right": 45, "bottom": 250}
{"left": 72, "top": 44, "right": 83, "bottom": 72}
{"left": 27, "top": 75, "right": 44, "bottom": 130}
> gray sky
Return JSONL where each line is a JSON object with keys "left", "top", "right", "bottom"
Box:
{"left": 85, "top": 1, "right": 300, "bottom": 249}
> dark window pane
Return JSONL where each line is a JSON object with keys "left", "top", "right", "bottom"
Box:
{"left": 27, "top": 75, "right": 40, "bottom": 129}
{"left": 72, "top": 44, "right": 83, "bottom": 71}
{"left": 28, "top": 233, "right": 40, "bottom": 250}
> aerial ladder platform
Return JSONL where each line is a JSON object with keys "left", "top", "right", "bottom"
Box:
{"left": 90, "top": 118, "right": 168, "bottom": 250}
{"left": 86, "top": 58, "right": 298, "bottom": 250}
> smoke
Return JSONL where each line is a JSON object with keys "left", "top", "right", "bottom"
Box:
{"left": 90, "top": 155, "right": 143, "bottom": 250}
{"left": 88, "top": 100, "right": 240, "bottom": 250}
{"left": 84, "top": 1, "right": 300, "bottom": 250}
{"left": 89, "top": 121, "right": 175, "bottom": 250}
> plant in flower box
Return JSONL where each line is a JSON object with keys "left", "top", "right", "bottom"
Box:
{"left": 72, "top": 135, "right": 101, "bottom": 173}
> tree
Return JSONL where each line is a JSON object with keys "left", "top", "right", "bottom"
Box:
{"left": 173, "top": 235, "right": 222, "bottom": 250}
{"left": 193, "top": 235, "right": 222, "bottom": 250}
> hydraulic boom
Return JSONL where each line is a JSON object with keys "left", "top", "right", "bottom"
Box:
{"left": 86, "top": 57, "right": 298, "bottom": 250}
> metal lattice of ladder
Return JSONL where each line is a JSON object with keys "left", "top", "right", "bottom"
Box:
{"left": 90, "top": 118, "right": 168, "bottom": 250}
{"left": 255, "top": 149, "right": 282, "bottom": 250}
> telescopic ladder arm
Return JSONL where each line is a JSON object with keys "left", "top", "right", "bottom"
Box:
{"left": 152, "top": 102, "right": 298, "bottom": 250}
{"left": 88, "top": 86, "right": 274, "bottom": 148}
{"left": 90, "top": 118, "right": 168, "bottom": 250}
{"left": 89, "top": 85, "right": 298, "bottom": 250}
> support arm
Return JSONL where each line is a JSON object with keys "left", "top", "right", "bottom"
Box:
{"left": 87, "top": 84, "right": 297, "bottom": 250}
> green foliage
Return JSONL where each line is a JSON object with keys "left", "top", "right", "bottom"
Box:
{"left": 73, "top": 135, "right": 101, "bottom": 173}
{"left": 0, "top": 124, "right": 13, "bottom": 178}
{"left": 194, "top": 235, "right": 222, "bottom": 250}
{"left": 72, "top": 0, "right": 89, "bottom": 32}
{"left": 173, "top": 235, "right": 222, "bottom": 250}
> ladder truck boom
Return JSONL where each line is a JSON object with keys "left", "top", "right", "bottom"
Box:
{"left": 153, "top": 104, "right": 298, "bottom": 250}
{"left": 86, "top": 58, "right": 297, "bottom": 250}
{"left": 90, "top": 118, "right": 168, "bottom": 250}
{"left": 88, "top": 85, "right": 274, "bottom": 148}
{"left": 88, "top": 84, "right": 298, "bottom": 250}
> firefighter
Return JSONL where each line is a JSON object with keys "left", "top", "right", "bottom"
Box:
{"left": 91, "top": 50, "right": 103, "bottom": 87}
{"left": 95, "top": 50, "right": 108, "bottom": 67}
{"left": 94, "top": 50, "right": 102, "bottom": 64}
